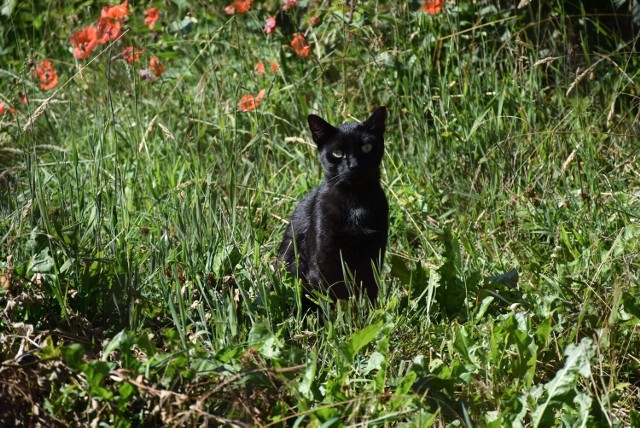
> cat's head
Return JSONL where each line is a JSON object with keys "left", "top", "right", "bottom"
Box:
{"left": 307, "top": 106, "right": 387, "bottom": 186}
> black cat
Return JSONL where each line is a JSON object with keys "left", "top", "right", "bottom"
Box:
{"left": 278, "top": 106, "right": 389, "bottom": 308}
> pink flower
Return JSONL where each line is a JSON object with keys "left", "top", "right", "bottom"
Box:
{"left": 283, "top": 0, "right": 298, "bottom": 10}
{"left": 264, "top": 17, "right": 276, "bottom": 34}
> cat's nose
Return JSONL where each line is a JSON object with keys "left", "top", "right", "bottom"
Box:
{"left": 347, "top": 158, "right": 359, "bottom": 170}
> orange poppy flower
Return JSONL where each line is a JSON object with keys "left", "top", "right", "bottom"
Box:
{"left": 238, "top": 89, "right": 265, "bottom": 111}
{"left": 225, "top": 0, "right": 252, "bottom": 14}
{"left": 102, "top": 0, "right": 130, "bottom": 19}
{"left": 0, "top": 102, "right": 16, "bottom": 116}
{"left": 144, "top": 8, "right": 159, "bottom": 29}
{"left": 270, "top": 60, "right": 279, "bottom": 73}
{"left": 264, "top": 17, "right": 276, "bottom": 34}
{"left": 71, "top": 26, "right": 99, "bottom": 60}
{"left": 291, "top": 33, "right": 310, "bottom": 57}
{"left": 122, "top": 46, "right": 144, "bottom": 63}
{"left": 255, "top": 61, "right": 265, "bottom": 76}
{"left": 421, "top": 0, "right": 444, "bottom": 14}
{"left": 309, "top": 16, "right": 320, "bottom": 26}
{"left": 33, "top": 60, "right": 58, "bottom": 90}
{"left": 96, "top": 1, "right": 130, "bottom": 43}
{"left": 96, "top": 17, "right": 122, "bottom": 43}
{"left": 150, "top": 56, "right": 166, "bottom": 77}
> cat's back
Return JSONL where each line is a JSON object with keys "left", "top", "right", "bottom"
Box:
{"left": 289, "top": 187, "right": 319, "bottom": 229}
{"left": 278, "top": 187, "right": 319, "bottom": 262}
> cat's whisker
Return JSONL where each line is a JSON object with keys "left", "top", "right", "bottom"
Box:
{"left": 325, "top": 172, "right": 349, "bottom": 187}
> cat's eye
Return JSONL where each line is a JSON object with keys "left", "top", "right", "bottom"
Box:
{"left": 331, "top": 149, "right": 344, "bottom": 158}
{"left": 361, "top": 143, "right": 373, "bottom": 153}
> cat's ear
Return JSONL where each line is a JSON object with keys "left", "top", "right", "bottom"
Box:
{"left": 361, "top": 106, "right": 387, "bottom": 137}
{"left": 308, "top": 114, "right": 336, "bottom": 145}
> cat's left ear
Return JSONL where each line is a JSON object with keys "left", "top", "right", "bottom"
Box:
{"left": 361, "top": 106, "right": 387, "bottom": 137}
{"left": 308, "top": 114, "right": 337, "bottom": 145}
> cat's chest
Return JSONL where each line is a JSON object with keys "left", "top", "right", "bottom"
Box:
{"left": 344, "top": 204, "right": 377, "bottom": 230}
{"left": 348, "top": 206, "right": 368, "bottom": 224}
{"left": 320, "top": 190, "right": 386, "bottom": 234}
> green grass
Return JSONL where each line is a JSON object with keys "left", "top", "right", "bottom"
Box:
{"left": 1, "top": 0, "right": 640, "bottom": 426}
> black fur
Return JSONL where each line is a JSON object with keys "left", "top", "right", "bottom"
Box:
{"left": 278, "top": 106, "right": 389, "bottom": 307}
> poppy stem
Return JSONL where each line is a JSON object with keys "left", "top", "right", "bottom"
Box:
{"left": 349, "top": 0, "right": 355, "bottom": 23}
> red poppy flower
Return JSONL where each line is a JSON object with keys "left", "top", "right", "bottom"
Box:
{"left": 421, "top": 0, "right": 444, "bottom": 14}
{"left": 96, "top": 17, "right": 122, "bottom": 43}
{"left": 122, "top": 46, "right": 144, "bottom": 63}
{"left": 144, "top": 8, "right": 159, "bottom": 29}
{"left": 309, "top": 16, "right": 320, "bottom": 26}
{"left": 291, "top": 33, "right": 310, "bottom": 57}
{"left": 238, "top": 89, "right": 265, "bottom": 112}
{"left": 19, "top": 92, "right": 27, "bottom": 105}
{"left": 102, "top": 0, "right": 130, "bottom": 19}
{"left": 270, "top": 60, "right": 279, "bottom": 73}
{"left": 71, "top": 26, "right": 99, "bottom": 60}
{"left": 283, "top": 0, "right": 298, "bottom": 10}
{"left": 264, "top": 17, "right": 276, "bottom": 34}
{"left": 33, "top": 60, "right": 58, "bottom": 90}
{"left": 96, "top": 1, "right": 130, "bottom": 43}
{"left": 225, "top": 0, "right": 252, "bottom": 14}
{"left": 255, "top": 61, "right": 265, "bottom": 76}
{"left": 150, "top": 56, "right": 166, "bottom": 77}
{"left": 0, "top": 102, "right": 16, "bottom": 116}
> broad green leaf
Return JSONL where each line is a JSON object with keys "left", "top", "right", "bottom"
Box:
{"left": 298, "top": 351, "right": 317, "bottom": 400}
{"left": 37, "top": 336, "right": 61, "bottom": 360}
{"left": 389, "top": 254, "right": 412, "bottom": 286}
{"left": 118, "top": 382, "right": 135, "bottom": 400}
{"left": 82, "top": 360, "right": 114, "bottom": 400}
{"left": 395, "top": 371, "right": 417, "bottom": 395}
{"left": 103, "top": 330, "right": 137, "bottom": 360}
{"left": 318, "top": 416, "right": 341, "bottom": 428}
{"left": 572, "top": 392, "right": 593, "bottom": 428}
{"left": 486, "top": 269, "right": 519, "bottom": 288}
{"left": 61, "top": 343, "right": 84, "bottom": 370}
{"left": 364, "top": 351, "right": 385, "bottom": 375}
{"left": 1, "top": 0, "right": 17, "bottom": 17}
{"left": 248, "top": 322, "right": 282, "bottom": 358}
{"left": 535, "top": 318, "right": 553, "bottom": 350}
{"left": 29, "top": 248, "right": 54, "bottom": 273}
{"left": 531, "top": 338, "right": 594, "bottom": 428}
{"left": 341, "top": 320, "right": 383, "bottom": 363}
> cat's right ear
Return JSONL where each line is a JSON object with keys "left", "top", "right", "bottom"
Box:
{"left": 308, "top": 115, "right": 336, "bottom": 145}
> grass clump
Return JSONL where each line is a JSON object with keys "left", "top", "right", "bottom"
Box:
{"left": 1, "top": 0, "right": 639, "bottom": 426}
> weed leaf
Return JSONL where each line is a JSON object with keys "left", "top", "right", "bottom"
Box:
{"left": 341, "top": 320, "right": 383, "bottom": 363}
{"left": 531, "top": 337, "right": 595, "bottom": 427}
{"left": 61, "top": 343, "right": 84, "bottom": 370}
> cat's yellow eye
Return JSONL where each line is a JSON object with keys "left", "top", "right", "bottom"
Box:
{"left": 331, "top": 149, "right": 344, "bottom": 158}
{"left": 361, "top": 143, "right": 373, "bottom": 153}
